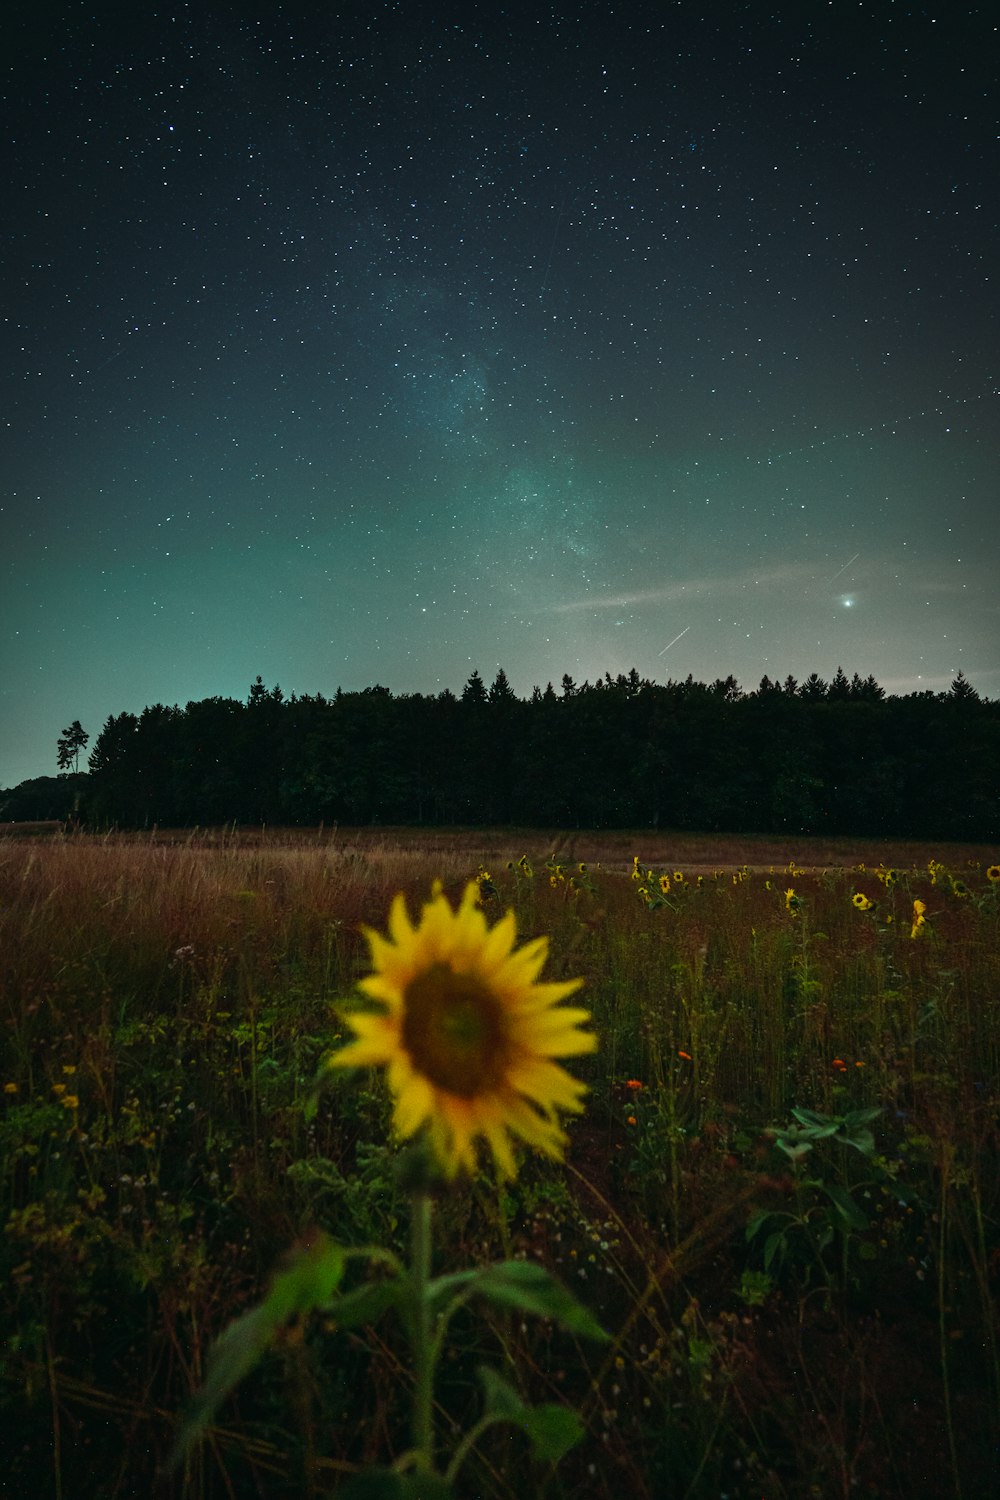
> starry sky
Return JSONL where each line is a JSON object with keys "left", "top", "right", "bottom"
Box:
{"left": 3, "top": 1, "right": 998, "bottom": 788}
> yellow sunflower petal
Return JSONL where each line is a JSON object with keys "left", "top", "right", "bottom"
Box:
{"left": 357, "top": 974, "right": 404, "bottom": 1009}
{"left": 497, "top": 934, "right": 550, "bottom": 986}
{"left": 393, "top": 1072, "right": 435, "bottom": 1138}
{"left": 479, "top": 908, "right": 518, "bottom": 970}
{"left": 432, "top": 1096, "right": 480, "bottom": 1177}
{"left": 328, "top": 1016, "right": 397, "bottom": 1069}
{"left": 477, "top": 1111, "right": 519, "bottom": 1180}
{"left": 505, "top": 977, "right": 585, "bottom": 1013}
{"left": 501, "top": 1094, "right": 569, "bottom": 1158}
{"left": 328, "top": 881, "right": 595, "bottom": 1179}
{"left": 509, "top": 1058, "right": 589, "bottom": 1113}
{"left": 520, "top": 1005, "right": 595, "bottom": 1038}
{"left": 388, "top": 891, "right": 416, "bottom": 947}
{"left": 362, "top": 926, "right": 401, "bottom": 977}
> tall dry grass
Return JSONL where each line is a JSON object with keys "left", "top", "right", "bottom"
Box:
{"left": 1, "top": 830, "right": 998, "bottom": 1499}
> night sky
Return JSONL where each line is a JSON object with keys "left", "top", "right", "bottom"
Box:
{"left": 3, "top": 1, "right": 998, "bottom": 788}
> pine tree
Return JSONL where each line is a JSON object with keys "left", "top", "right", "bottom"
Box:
{"left": 56, "top": 720, "right": 89, "bottom": 773}
{"left": 949, "top": 670, "right": 980, "bottom": 703}
{"left": 488, "top": 667, "right": 516, "bottom": 703}
{"left": 461, "top": 670, "right": 488, "bottom": 705}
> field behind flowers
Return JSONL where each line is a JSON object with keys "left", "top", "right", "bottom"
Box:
{"left": 2, "top": 827, "right": 998, "bottom": 1499}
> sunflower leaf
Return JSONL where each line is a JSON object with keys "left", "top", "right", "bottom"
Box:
{"left": 460, "top": 1261, "right": 609, "bottom": 1340}
{"left": 325, "top": 1277, "right": 405, "bottom": 1330}
{"left": 477, "top": 1363, "right": 526, "bottom": 1419}
{"left": 167, "top": 1231, "right": 345, "bottom": 1471}
{"left": 477, "top": 1366, "right": 585, "bottom": 1462}
{"left": 426, "top": 1267, "right": 478, "bottom": 1316}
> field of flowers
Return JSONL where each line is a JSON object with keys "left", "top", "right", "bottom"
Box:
{"left": 1, "top": 827, "right": 998, "bottom": 1499}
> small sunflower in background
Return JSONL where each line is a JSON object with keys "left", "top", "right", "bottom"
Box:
{"left": 330, "top": 882, "right": 596, "bottom": 1179}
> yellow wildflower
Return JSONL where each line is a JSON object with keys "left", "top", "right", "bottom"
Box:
{"left": 329, "top": 882, "right": 595, "bottom": 1180}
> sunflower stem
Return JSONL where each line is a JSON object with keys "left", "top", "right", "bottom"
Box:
{"left": 410, "top": 1189, "right": 436, "bottom": 1474}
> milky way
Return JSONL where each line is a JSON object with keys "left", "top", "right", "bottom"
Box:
{"left": 2, "top": 2, "right": 997, "bottom": 785}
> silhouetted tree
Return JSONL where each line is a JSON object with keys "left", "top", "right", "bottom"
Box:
{"left": 57, "top": 720, "right": 89, "bottom": 773}
{"left": 828, "top": 666, "right": 852, "bottom": 701}
{"left": 949, "top": 670, "right": 980, "bottom": 703}
{"left": 461, "top": 670, "right": 488, "bottom": 705}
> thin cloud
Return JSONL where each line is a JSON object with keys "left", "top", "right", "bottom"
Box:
{"left": 550, "top": 562, "right": 824, "bottom": 613}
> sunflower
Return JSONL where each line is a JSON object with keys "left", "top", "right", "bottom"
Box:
{"left": 330, "top": 882, "right": 596, "bottom": 1179}
{"left": 852, "top": 892, "right": 874, "bottom": 911}
{"left": 986, "top": 864, "right": 1000, "bottom": 883}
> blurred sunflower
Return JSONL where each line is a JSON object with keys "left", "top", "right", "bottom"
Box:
{"left": 330, "top": 882, "right": 595, "bottom": 1179}
{"left": 986, "top": 864, "right": 1000, "bottom": 883}
{"left": 852, "top": 892, "right": 874, "bottom": 911}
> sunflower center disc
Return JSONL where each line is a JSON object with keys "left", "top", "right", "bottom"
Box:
{"left": 402, "top": 964, "right": 508, "bottom": 1097}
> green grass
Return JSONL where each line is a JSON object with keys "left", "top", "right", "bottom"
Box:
{"left": 1, "top": 828, "right": 998, "bottom": 1498}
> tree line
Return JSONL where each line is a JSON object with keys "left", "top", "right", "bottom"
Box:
{"left": 2, "top": 667, "right": 998, "bottom": 837}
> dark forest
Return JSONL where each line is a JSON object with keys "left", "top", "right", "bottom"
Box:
{"left": 3, "top": 668, "right": 998, "bottom": 839}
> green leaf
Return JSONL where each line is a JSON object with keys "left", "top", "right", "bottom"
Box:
{"left": 789, "top": 1107, "right": 840, "bottom": 1137}
{"left": 425, "top": 1267, "right": 478, "bottom": 1318}
{"left": 458, "top": 1261, "right": 609, "bottom": 1341}
{"left": 326, "top": 1277, "right": 404, "bottom": 1330}
{"left": 270, "top": 1231, "right": 347, "bottom": 1318}
{"left": 823, "top": 1183, "right": 870, "bottom": 1232}
{"left": 302, "top": 1060, "right": 336, "bottom": 1124}
{"left": 478, "top": 1367, "right": 584, "bottom": 1463}
{"left": 478, "top": 1364, "right": 526, "bottom": 1419}
{"left": 339, "top": 1469, "right": 454, "bottom": 1499}
{"left": 167, "top": 1231, "right": 345, "bottom": 1471}
{"left": 763, "top": 1230, "right": 785, "bottom": 1272}
{"left": 521, "top": 1404, "right": 586, "bottom": 1462}
{"left": 776, "top": 1138, "right": 813, "bottom": 1162}
{"left": 286, "top": 1155, "right": 348, "bottom": 1193}
{"left": 745, "top": 1209, "right": 772, "bottom": 1243}
{"left": 844, "top": 1107, "right": 883, "bottom": 1129}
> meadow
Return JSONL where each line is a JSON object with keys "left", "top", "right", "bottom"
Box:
{"left": 1, "top": 826, "right": 998, "bottom": 1499}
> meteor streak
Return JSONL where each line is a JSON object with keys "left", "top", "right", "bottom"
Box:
{"left": 658, "top": 625, "right": 691, "bottom": 656}
{"left": 827, "top": 552, "right": 860, "bottom": 583}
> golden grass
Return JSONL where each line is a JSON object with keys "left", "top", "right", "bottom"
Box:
{"left": 1, "top": 827, "right": 998, "bottom": 1499}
